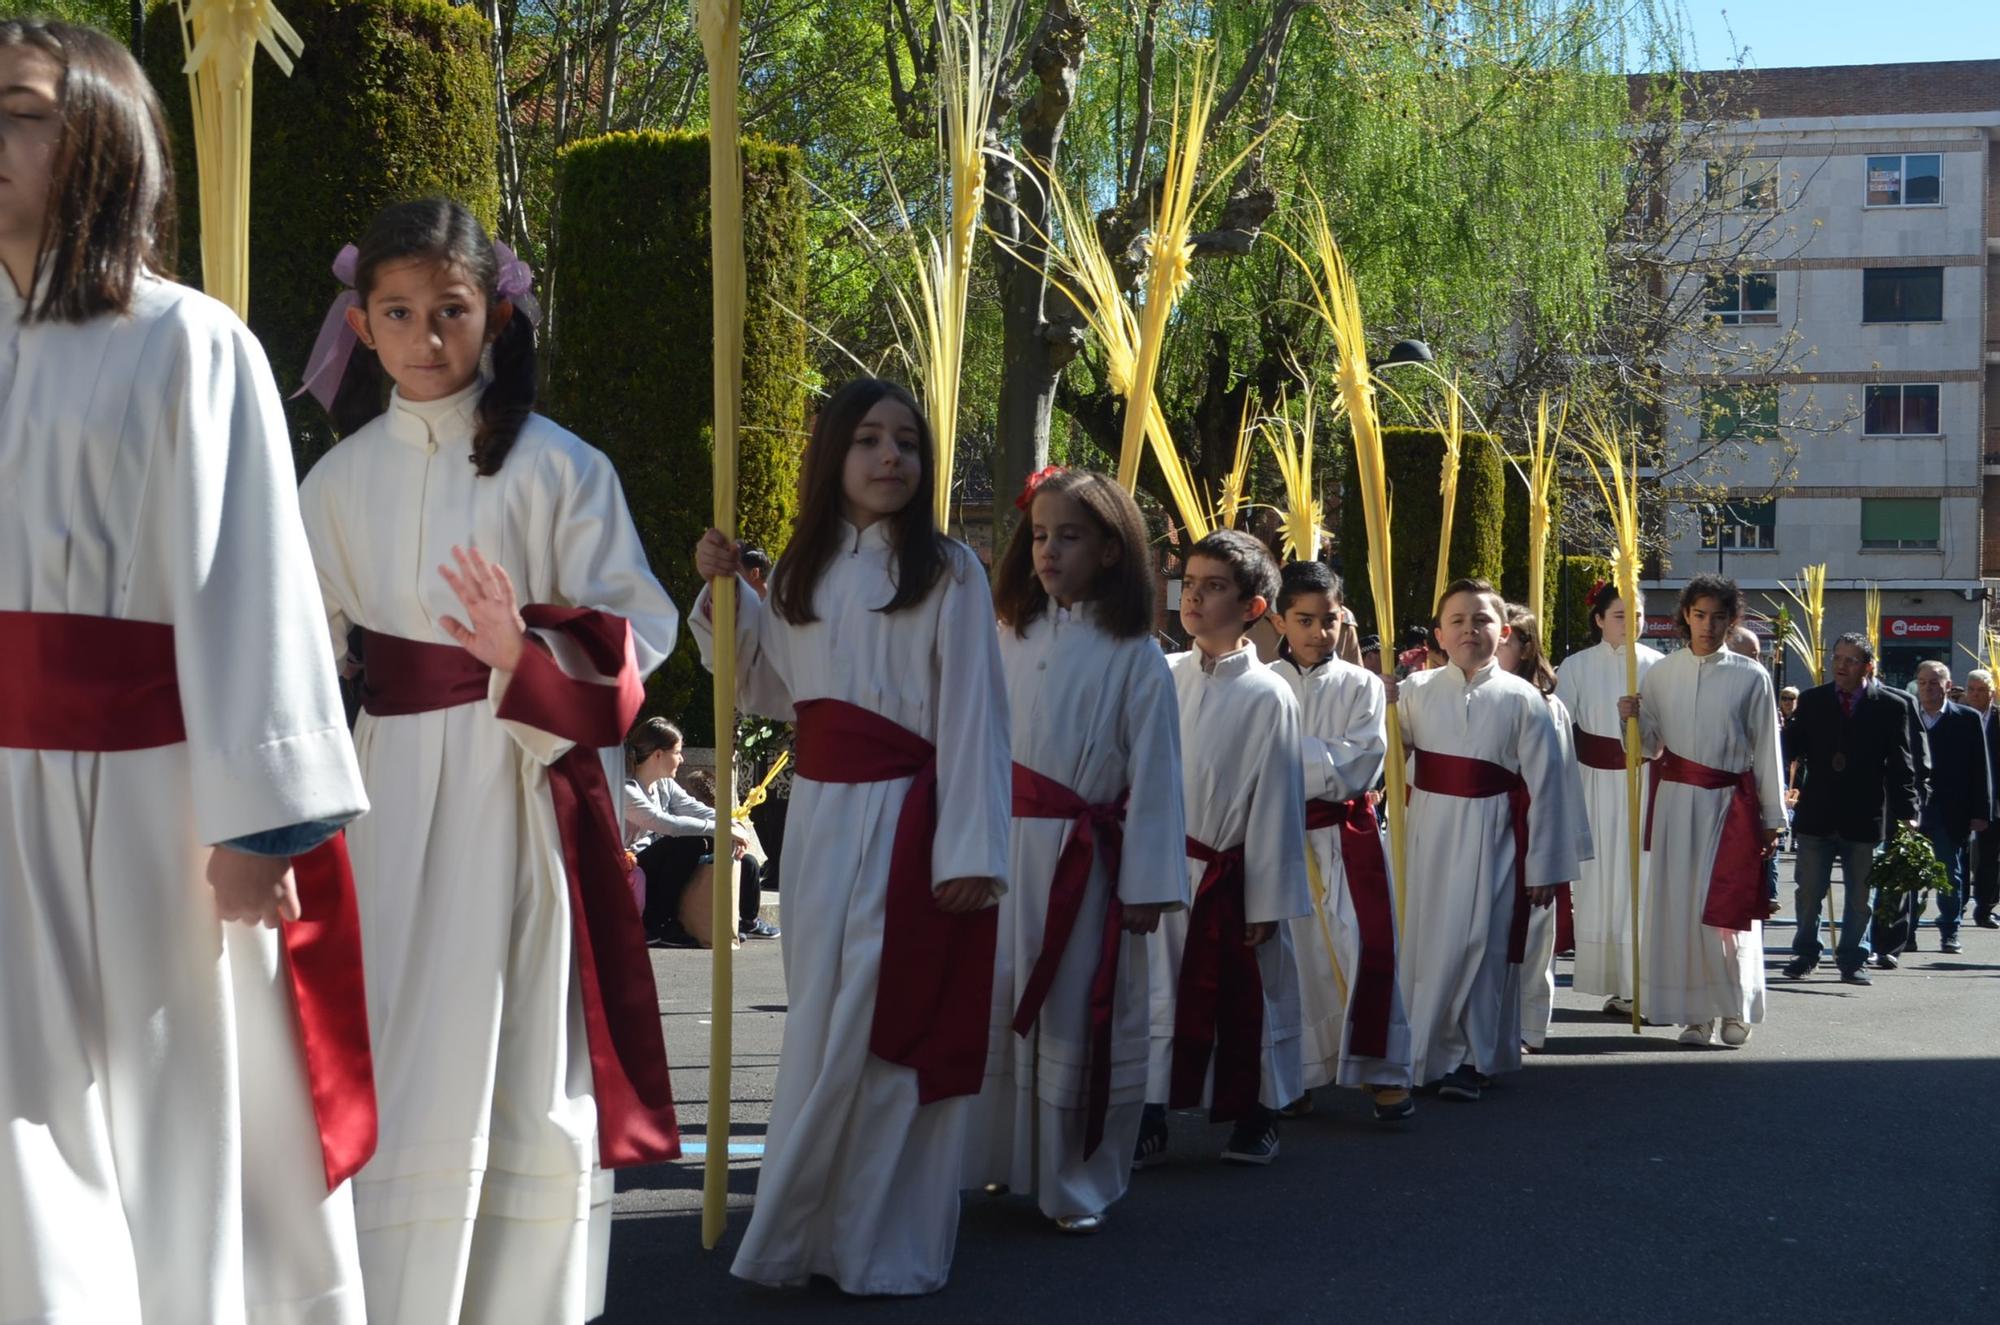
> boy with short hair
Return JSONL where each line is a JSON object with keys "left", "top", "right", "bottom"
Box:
{"left": 1141, "top": 531, "right": 1310, "bottom": 1166}
{"left": 1270, "top": 562, "right": 1413, "bottom": 1122}
{"left": 1388, "top": 579, "right": 1583, "bottom": 1100}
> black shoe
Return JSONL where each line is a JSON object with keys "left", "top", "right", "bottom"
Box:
{"left": 1782, "top": 958, "right": 1815, "bottom": 980}
{"left": 1941, "top": 937, "right": 1964, "bottom": 954}
{"left": 1842, "top": 966, "right": 1873, "bottom": 985}
{"left": 1220, "top": 1119, "right": 1280, "bottom": 1166}
{"left": 1371, "top": 1090, "right": 1415, "bottom": 1122}
{"left": 738, "top": 917, "right": 781, "bottom": 939}
{"left": 1276, "top": 1091, "right": 1314, "bottom": 1120}
{"left": 1132, "top": 1106, "right": 1168, "bottom": 1170}
{"left": 1873, "top": 953, "right": 1898, "bottom": 971}
{"left": 1436, "top": 1066, "right": 1482, "bottom": 1102}
{"left": 1976, "top": 914, "right": 1999, "bottom": 929}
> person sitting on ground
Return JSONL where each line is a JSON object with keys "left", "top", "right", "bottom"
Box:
{"left": 624, "top": 716, "right": 779, "bottom": 944}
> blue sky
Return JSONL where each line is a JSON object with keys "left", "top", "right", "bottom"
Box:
{"left": 1676, "top": 0, "right": 2000, "bottom": 70}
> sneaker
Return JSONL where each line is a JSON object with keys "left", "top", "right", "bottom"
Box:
{"left": 1220, "top": 1120, "right": 1280, "bottom": 1166}
{"left": 1053, "top": 1212, "right": 1104, "bottom": 1235}
{"left": 738, "top": 917, "right": 781, "bottom": 939}
{"left": 1841, "top": 966, "right": 1873, "bottom": 985}
{"left": 1976, "top": 914, "right": 1998, "bottom": 930}
{"left": 1872, "top": 954, "right": 1898, "bottom": 971}
{"left": 1370, "top": 1089, "right": 1415, "bottom": 1123}
{"left": 1677, "top": 1022, "right": 1713, "bottom": 1047}
{"left": 1276, "top": 1092, "right": 1315, "bottom": 1120}
{"left": 1782, "top": 958, "right": 1815, "bottom": 980}
{"left": 1942, "top": 937, "right": 1964, "bottom": 954}
{"left": 1132, "top": 1106, "right": 1168, "bottom": 1170}
{"left": 1602, "top": 996, "right": 1634, "bottom": 1017}
{"left": 1718, "top": 1018, "right": 1752, "bottom": 1047}
{"left": 1436, "top": 1066, "right": 1482, "bottom": 1102}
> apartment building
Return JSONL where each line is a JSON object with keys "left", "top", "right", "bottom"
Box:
{"left": 1643, "top": 59, "right": 2000, "bottom": 687}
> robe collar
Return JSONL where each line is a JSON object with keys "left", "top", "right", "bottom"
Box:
{"left": 1275, "top": 639, "right": 1333, "bottom": 674}
{"left": 839, "top": 517, "right": 894, "bottom": 554}
{"left": 383, "top": 377, "right": 486, "bottom": 452}
{"left": 1050, "top": 599, "right": 1098, "bottom": 627}
{"left": 1436, "top": 655, "right": 1501, "bottom": 692}
{"left": 1196, "top": 639, "right": 1257, "bottom": 679}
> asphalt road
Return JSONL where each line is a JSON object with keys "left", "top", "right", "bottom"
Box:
{"left": 606, "top": 863, "right": 2000, "bottom": 1323}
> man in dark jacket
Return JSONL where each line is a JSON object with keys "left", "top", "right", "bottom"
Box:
{"left": 1875, "top": 660, "right": 1993, "bottom": 959}
{"left": 1783, "top": 634, "right": 1919, "bottom": 983}
{"left": 1963, "top": 669, "right": 2000, "bottom": 928}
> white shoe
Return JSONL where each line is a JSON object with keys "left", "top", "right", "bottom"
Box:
{"left": 1677, "top": 1021, "right": 1714, "bottom": 1047}
{"left": 1603, "top": 996, "right": 1634, "bottom": 1017}
{"left": 1719, "top": 1018, "right": 1752, "bottom": 1047}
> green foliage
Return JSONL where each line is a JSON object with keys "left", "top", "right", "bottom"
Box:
{"left": 143, "top": 0, "right": 498, "bottom": 473}
{"left": 548, "top": 129, "right": 807, "bottom": 746}
{"left": 1549, "top": 553, "right": 1615, "bottom": 663}
{"left": 1499, "top": 472, "right": 1566, "bottom": 627}
{"left": 1871, "top": 823, "right": 1951, "bottom": 927}
{"left": 1340, "top": 425, "right": 1506, "bottom": 636}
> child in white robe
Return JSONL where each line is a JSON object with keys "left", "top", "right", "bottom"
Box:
{"left": 1554, "top": 585, "right": 1663, "bottom": 1016}
{"left": 0, "top": 21, "right": 371, "bottom": 1322}
{"left": 1268, "top": 561, "right": 1414, "bottom": 1121}
{"left": 1619, "top": 576, "right": 1786, "bottom": 1048}
{"left": 1140, "top": 530, "right": 1310, "bottom": 1167}
{"left": 1387, "top": 579, "right": 1582, "bottom": 1101}
{"left": 966, "top": 468, "right": 1187, "bottom": 1233}
{"left": 693, "top": 377, "right": 1011, "bottom": 1295}
{"left": 1499, "top": 603, "right": 1592, "bottom": 1053}
{"left": 298, "top": 199, "right": 681, "bottom": 1324}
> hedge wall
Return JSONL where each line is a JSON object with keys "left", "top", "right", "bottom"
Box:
{"left": 1548, "top": 553, "right": 1614, "bottom": 663}
{"left": 548, "top": 130, "right": 808, "bottom": 745}
{"left": 1499, "top": 471, "right": 1566, "bottom": 629}
{"left": 1340, "top": 425, "right": 1506, "bottom": 635}
{"left": 143, "top": 0, "right": 499, "bottom": 473}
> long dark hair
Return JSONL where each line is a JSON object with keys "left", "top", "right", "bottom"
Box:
{"left": 769, "top": 378, "right": 948, "bottom": 624}
{"left": 1504, "top": 602, "right": 1558, "bottom": 695}
{"left": 625, "top": 716, "right": 683, "bottom": 773}
{"left": 328, "top": 199, "right": 534, "bottom": 475}
{"left": 2, "top": 19, "right": 173, "bottom": 323}
{"left": 994, "top": 468, "right": 1155, "bottom": 639}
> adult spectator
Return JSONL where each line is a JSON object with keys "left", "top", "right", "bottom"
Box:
{"left": 1963, "top": 668, "right": 2000, "bottom": 928}
{"left": 1783, "top": 634, "right": 1919, "bottom": 984}
{"left": 624, "top": 717, "right": 779, "bottom": 945}
{"left": 739, "top": 546, "right": 773, "bottom": 598}
{"left": 1875, "top": 662, "right": 1991, "bottom": 959}
{"left": 1726, "top": 625, "right": 1784, "bottom": 911}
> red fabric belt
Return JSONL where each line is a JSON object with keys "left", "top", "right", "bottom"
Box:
{"left": 1412, "top": 748, "right": 1534, "bottom": 964}
{"left": 1009, "top": 763, "right": 1127, "bottom": 1158}
{"left": 792, "top": 697, "right": 995, "bottom": 1103}
{"left": 1303, "top": 797, "right": 1396, "bottom": 1059}
{"left": 1573, "top": 725, "right": 1631, "bottom": 773}
{"left": 0, "top": 610, "right": 376, "bottom": 1189}
{"left": 1170, "top": 837, "right": 1264, "bottom": 1123}
{"left": 1644, "top": 747, "right": 1766, "bottom": 932}
{"left": 359, "top": 612, "right": 680, "bottom": 1168}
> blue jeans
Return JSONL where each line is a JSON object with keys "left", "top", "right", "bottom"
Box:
{"left": 1925, "top": 818, "right": 1969, "bottom": 943}
{"left": 1792, "top": 834, "right": 1875, "bottom": 972}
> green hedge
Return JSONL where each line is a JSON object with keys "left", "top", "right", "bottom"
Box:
{"left": 144, "top": 0, "right": 498, "bottom": 473}
{"left": 1548, "top": 553, "right": 1615, "bottom": 663}
{"left": 548, "top": 130, "right": 808, "bottom": 745}
{"left": 1499, "top": 470, "right": 1566, "bottom": 629}
{"left": 1340, "top": 425, "right": 1506, "bottom": 635}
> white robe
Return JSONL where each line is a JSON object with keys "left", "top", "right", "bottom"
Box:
{"left": 964, "top": 604, "right": 1187, "bottom": 1218}
{"left": 1271, "top": 654, "right": 1412, "bottom": 1091}
{"left": 1636, "top": 648, "right": 1787, "bottom": 1027}
{"left": 1, "top": 276, "right": 370, "bottom": 1324}
{"left": 1519, "top": 692, "right": 1595, "bottom": 1049}
{"left": 1395, "top": 661, "right": 1584, "bottom": 1084}
{"left": 1554, "top": 640, "right": 1664, "bottom": 1000}
{"left": 693, "top": 523, "right": 1011, "bottom": 1295}
{"left": 1148, "top": 646, "right": 1311, "bottom": 1112}
{"left": 299, "top": 384, "right": 679, "bottom": 1324}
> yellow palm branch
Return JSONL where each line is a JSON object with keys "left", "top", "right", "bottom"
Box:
{"left": 1777, "top": 564, "right": 1828, "bottom": 686}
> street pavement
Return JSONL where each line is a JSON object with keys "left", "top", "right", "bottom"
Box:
{"left": 607, "top": 859, "right": 2000, "bottom": 1323}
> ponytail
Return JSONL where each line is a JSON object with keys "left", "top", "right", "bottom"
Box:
{"left": 471, "top": 307, "right": 536, "bottom": 476}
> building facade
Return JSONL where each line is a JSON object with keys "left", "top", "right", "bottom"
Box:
{"left": 1644, "top": 59, "right": 2000, "bottom": 688}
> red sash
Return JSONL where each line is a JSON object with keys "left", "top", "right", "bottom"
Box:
{"left": 0, "top": 610, "right": 377, "bottom": 1190}
{"left": 1573, "top": 725, "right": 1631, "bottom": 773}
{"left": 1008, "top": 764, "right": 1127, "bottom": 1157}
{"left": 359, "top": 612, "right": 680, "bottom": 1168}
{"left": 1303, "top": 797, "right": 1396, "bottom": 1059}
{"left": 1412, "top": 749, "right": 1534, "bottom": 964}
{"left": 1170, "top": 838, "right": 1264, "bottom": 1123}
{"left": 1643, "top": 747, "right": 1766, "bottom": 932}
{"left": 792, "top": 698, "right": 996, "bottom": 1103}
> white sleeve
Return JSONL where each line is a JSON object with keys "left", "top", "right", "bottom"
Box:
{"left": 1746, "top": 671, "right": 1789, "bottom": 831}
{"left": 1117, "top": 646, "right": 1191, "bottom": 909}
{"left": 1518, "top": 693, "right": 1584, "bottom": 887}
{"left": 1304, "top": 671, "right": 1386, "bottom": 802}
{"left": 162, "top": 307, "right": 367, "bottom": 845}
{"left": 624, "top": 779, "right": 712, "bottom": 838}
{"left": 928, "top": 551, "right": 1012, "bottom": 891}
{"left": 1637, "top": 667, "right": 1666, "bottom": 759}
{"left": 1244, "top": 685, "right": 1311, "bottom": 925}
{"left": 296, "top": 458, "right": 358, "bottom": 670}
{"left": 691, "top": 578, "right": 797, "bottom": 722}
{"left": 1548, "top": 696, "right": 1596, "bottom": 864}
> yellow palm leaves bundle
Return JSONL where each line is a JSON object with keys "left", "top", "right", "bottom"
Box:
{"left": 1429, "top": 381, "right": 1467, "bottom": 617}
{"left": 1864, "top": 582, "right": 1881, "bottom": 659}
{"left": 172, "top": 0, "right": 305, "bottom": 320}
{"left": 1505, "top": 392, "right": 1567, "bottom": 627}
{"left": 1262, "top": 386, "right": 1327, "bottom": 563}
{"left": 1779, "top": 563, "right": 1828, "bottom": 686}
{"left": 1205, "top": 397, "right": 1256, "bottom": 532}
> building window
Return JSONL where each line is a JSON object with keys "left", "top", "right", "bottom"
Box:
{"left": 1863, "top": 384, "right": 1941, "bottom": 436}
{"left": 1705, "top": 272, "right": 1778, "bottom": 325}
{"left": 1706, "top": 159, "right": 1779, "bottom": 210}
{"left": 1860, "top": 497, "right": 1940, "bottom": 550}
{"left": 1700, "top": 500, "right": 1777, "bottom": 551}
{"left": 1862, "top": 267, "right": 1944, "bottom": 323}
{"left": 1700, "top": 386, "right": 1780, "bottom": 441}
{"left": 1866, "top": 153, "right": 1942, "bottom": 206}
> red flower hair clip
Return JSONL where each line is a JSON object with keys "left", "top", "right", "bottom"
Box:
{"left": 1015, "top": 464, "right": 1067, "bottom": 512}
{"left": 1589, "top": 578, "right": 1611, "bottom": 603}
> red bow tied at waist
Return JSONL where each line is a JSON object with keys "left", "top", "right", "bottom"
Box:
{"left": 358, "top": 610, "right": 680, "bottom": 1168}
{"left": 1411, "top": 749, "right": 1535, "bottom": 964}
{"left": 1572, "top": 724, "right": 1636, "bottom": 773}
{"left": 1303, "top": 797, "right": 1396, "bottom": 1060}
{"left": 1643, "top": 747, "right": 1766, "bottom": 932}
{"left": 1009, "top": 763, "right": 1127, "bottom": 1158}
{"left": 0, "top": 610, "right": 376, "bottom": 1190}
{"left": 792, "top": 698, "right": 997, "bottom": 1103}
{"left": 1170, "top": 838, "right": 1265, "bottom": 1123}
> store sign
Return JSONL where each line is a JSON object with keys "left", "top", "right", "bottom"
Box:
{"left": 1643, "top": 614, "right": 1679, "bottom": 637}
{"left": 1884, "top": 615, "right": 1951, "bottom": 639}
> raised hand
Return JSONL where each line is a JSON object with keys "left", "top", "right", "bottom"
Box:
{"left": 438, "top": 544, "right": 528, "bottom": 672}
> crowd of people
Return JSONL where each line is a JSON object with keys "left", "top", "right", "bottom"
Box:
{"left": 2, "top": 20, "right": 1981, "bottom": 1325}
